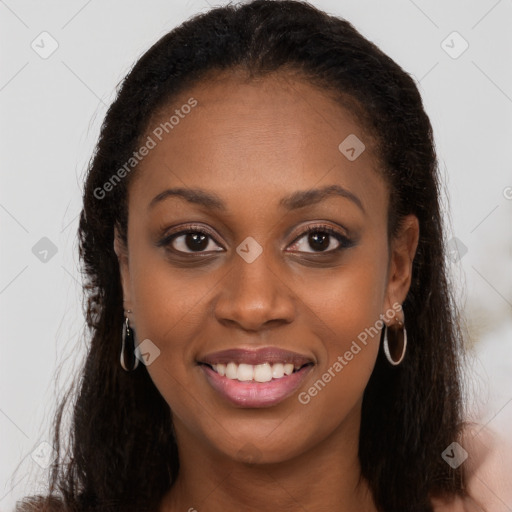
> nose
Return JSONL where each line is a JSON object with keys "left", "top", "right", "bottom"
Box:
{"left": 213, "top": 247, "right": 296, "bottom": 332}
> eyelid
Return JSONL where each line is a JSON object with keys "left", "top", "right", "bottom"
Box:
{"left": 286, "top": 222, "right": 353, "bottom": 252}
{"left": 288, "top": 222, "right": 349, "bottom": 241}
{"left": 157, "top": 223, "right": 225, "bottom": 251}
{"left": 158, "top": 221, "right": 353, "bottom": 255}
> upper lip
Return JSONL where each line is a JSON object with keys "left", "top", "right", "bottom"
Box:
{"left": 198, "top": 347, "right": 315, "bottom": 367}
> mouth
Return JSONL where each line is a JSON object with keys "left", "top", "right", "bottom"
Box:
{"left": 197, "top": 346, "right": 315, "bottom": 372}
{"left": 198, "top": 362, "right": 314, "bottom": 408}
{"left": 198, "top": 361, "right": 314, "bottom": 382}
{"left": 196, "top": 347, "right": 315, "bottom": 408}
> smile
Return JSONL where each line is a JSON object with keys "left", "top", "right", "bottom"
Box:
{"left": 206, "top": 361, "right": 310, "bottom": 382}
{"left": 199, "top": 362, "right": 314, "bottom": 408}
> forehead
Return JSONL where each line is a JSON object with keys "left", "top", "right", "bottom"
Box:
{"left": 129, "top": 70, "right": 386, "bottom": 215}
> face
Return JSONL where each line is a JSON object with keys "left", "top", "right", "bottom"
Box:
{"left": 114, "top": 70, "right": 419, "bottom": 465}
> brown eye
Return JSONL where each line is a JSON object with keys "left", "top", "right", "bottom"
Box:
{"left": 159, "top": 227, "right": 224, "bottom": 254}
{"left": 307, "top": 232, "right": 332, "bottom": 251}
{"left": 287, "top": 225, "right": 353, "bottom": 254}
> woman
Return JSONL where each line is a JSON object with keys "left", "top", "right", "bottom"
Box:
{"left": 15, "top": 0, "right": 506, "bottom": 510}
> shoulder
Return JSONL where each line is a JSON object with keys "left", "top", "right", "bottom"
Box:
{"left": 462, "top": 422, "right": 512, "bottom": 510}
{"left": 431, "top": 422, "right": 512, "bottom": 511}
{"left": 14, "top": 495, "right": 68, "bottom": 512}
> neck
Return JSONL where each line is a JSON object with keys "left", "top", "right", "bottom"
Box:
{"left": 159, "top": 402, "right": 377, "bottom": 512}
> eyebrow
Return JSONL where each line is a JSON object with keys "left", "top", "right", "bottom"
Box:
{"left": 148, "top": 187, "right": 226, "bottom": 211}
{"left": 279, "top": 184, "right": 365, "bottom": 213}
{"left": 148, "top": 184, "right": 365, "bottom": 214}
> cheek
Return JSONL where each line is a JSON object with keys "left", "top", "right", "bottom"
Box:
{"left": 127, "top": 255, "right": 214, "bottom": 414}
{"left": 292, "top": 246, "right": 388, "bottom": 414}
{"left": 295, "top": 239, "right": 389, "bottom": 351}
{"left": 127, "top": 245, "right": 219, "bottom": 366}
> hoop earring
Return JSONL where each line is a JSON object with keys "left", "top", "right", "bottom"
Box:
{"left": 120, "top": 311, "right": 140, "bottom": 372}
{"left": 383, "top": 317, "right": 407, "bottom": 366}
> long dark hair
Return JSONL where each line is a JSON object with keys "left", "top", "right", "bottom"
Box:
{"left": 15, "top": 1, "right": 468, "bottom": 510}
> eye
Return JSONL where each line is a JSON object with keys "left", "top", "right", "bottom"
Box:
{"left": 287, "top": 224, "right": 353, "bottom": 254}
{"left": 158, "top": 223, "right": 354, "bottom": 256}
{"left": 158, "top": 225, "right": 224, "bottom": 254}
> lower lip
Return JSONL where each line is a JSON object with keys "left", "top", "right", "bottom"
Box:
{"left": 199, "top": 364, "right": 314, "bottom": 408}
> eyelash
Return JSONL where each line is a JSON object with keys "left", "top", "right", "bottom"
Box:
{"left": 158, "top": 223, "right": 354, "bottom": 256}
{"left": 289, "top": 224, "right": 354, "bottom": 252}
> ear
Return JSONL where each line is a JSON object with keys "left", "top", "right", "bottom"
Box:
{"left": 383, "top": 214, "right": 420, "bottom": 316}
{"left": 113, "top": 224, "right": 133, "bottom": 311}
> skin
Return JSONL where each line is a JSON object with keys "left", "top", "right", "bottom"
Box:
{"left": 114, "top": 69, "right": 419, "bottom": 512}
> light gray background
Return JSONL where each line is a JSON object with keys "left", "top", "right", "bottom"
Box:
{"left": 1, "top": 1, "right": 511, "bottom": 510}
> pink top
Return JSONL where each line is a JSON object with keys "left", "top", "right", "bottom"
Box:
{"left": 431, "top": 425, "right": 512, "bottom": 511}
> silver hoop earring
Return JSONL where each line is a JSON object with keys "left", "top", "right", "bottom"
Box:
{"left": 120, "top": 312, "right": 140, "bottom": 372}
{"left": 383, "top": 318, "right": 407, "bottom": 366}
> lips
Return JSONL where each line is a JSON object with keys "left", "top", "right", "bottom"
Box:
{"left": 197, "top": 346, "right": 315, "bottom": 368}
{"left": 200, "top": 363, "right": 314, "bottom": 408}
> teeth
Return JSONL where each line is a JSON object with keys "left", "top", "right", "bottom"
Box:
{"left": 237, "top": 363, "right": 254, "bottom": 381}
{"left": 272, "top": 363, "right": 285, "bottom": 379}
{"left": 283, "top": 363, "right": 295, "bottom": 376}
{"left": 210, "top": 361, "right": 301, "bottom": 382}
{"left": 254, "top": 363, "right": 273, "bottom": 382}
{"left": 225, "top": 362, "right": 238, "bottom": 379}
